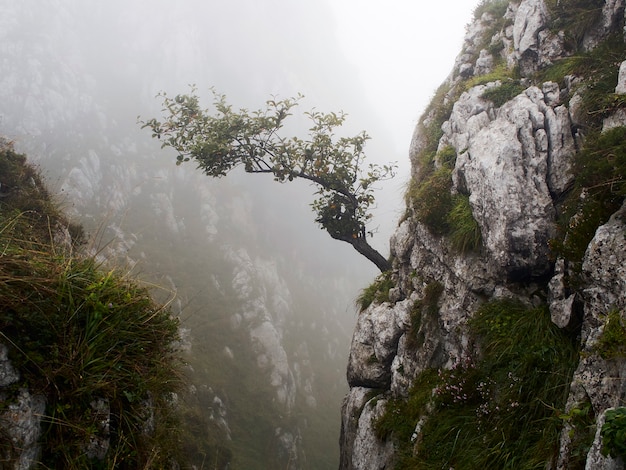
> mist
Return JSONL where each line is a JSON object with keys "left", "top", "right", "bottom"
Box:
{"left": 0, "top": 0, "right": 476, "bottom": 467}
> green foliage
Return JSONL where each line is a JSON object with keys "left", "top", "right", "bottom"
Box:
{"left": 601, "top": 407, "right": 626, "bottom": 459}
{"left": 545, "top": 0, "right": 605, "bottom": 49}
{"left": 376, "top": 299, "right": 579, "bottom": 469}
{"left": 560, "top": 400, "right": 596, "bottom": 467}
{"left": 481, "top": 80, "right": 526, "bottom": 107}
{"left": 466, "top": 63, "right": 518, "bottom": 89}
{"left": 141, "top": 87, "right": 395, "bottom": 272}
{"left": 0, "top": 146, "right": 184, "bottom": 468}
{"left": 473, "top": 0, "right": 510, "bottom": 20}
{"left": 552, "top": 126, "right": 626, "bottom": 264}
{"left": 357, "top": 271, "right": 394, "bottom": 311}
{"left": 539, "top": 35, "right": 626, "bottom": 128}
{"left": 410, "top": 167, "right": 453, "bottom": 235}
{"left": 594, "top": 309, "right": 626, "bottom": 360}
{"left": 408, "top": 281, "right": 444, "bottom": 348}
{"left": 415, "top": 83, "right": 457, "bottom": 169}
{"left": 448, "top": 194, "right": 482, "bottom": 253}
{"left": 544, "top": 35, "right": 626, "bottom": 266}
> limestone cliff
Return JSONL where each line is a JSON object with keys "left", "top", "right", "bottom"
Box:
{"left": 340, "top": 1, "right": 626, "bottom": 468}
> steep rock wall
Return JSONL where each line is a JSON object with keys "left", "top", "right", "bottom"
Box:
{"left": 340, "top": 1, "right": 626, "bottom": 468}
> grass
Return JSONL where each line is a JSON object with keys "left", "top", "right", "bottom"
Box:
{"left": 473, "top": 0, "right": 510, "bottom": 20}
{"left": 357, "top": 271, "right": 394, "bottom": 311}
{"left": 448, "top": 194, "right": 482, "bottom": 253}
{"left": 0, "top": 143, "right": 184, "bottom": 468}
{"left": 551, "top": 125, "right": 626, "bottom": 265}
{"left": 481, "top": 80, "right": 526, "bottom": 107}
{"left": 408, "top": 281, "right": 444, "bottom": 348}
{"left": 375, "top": 299, "right": 579, "bottom": 469}
{"left": 544, "top": 0, "right": 605, "bottom": 50}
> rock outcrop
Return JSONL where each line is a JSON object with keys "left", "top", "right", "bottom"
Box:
{"left": 340, "top": 1, "right": 626, "bottom": 468}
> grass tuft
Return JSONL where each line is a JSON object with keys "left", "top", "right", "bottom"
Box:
{"left": 0, "top": 143, "right": 184, "bottom": 468}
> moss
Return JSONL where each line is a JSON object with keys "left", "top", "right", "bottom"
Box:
{"left": 595, "top": 309, "right": 626, "bottom": 360}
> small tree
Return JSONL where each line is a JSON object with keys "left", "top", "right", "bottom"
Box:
{"left": 141, "top": 88, "right": 395, "bottom": 272}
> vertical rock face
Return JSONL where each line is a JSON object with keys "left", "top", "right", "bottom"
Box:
{"left": 341, "top": 1, "right": 626, "bottom": 468}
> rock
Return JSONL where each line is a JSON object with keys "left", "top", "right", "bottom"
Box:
{"left": 548, "top": 259, "right": 578, "bottom": 329}
{"left": 347, "top": 300, "right": 411, "bottom": 388}
{"left": 339, "top": 387, "right": 370, "bottom": 470}
{"left": 556, "top": 203, "right": 626, "bottom": 467}
{"left": 584, "top": 408, "right": 625, "bottom": 470}
{"left": 0, "top": 389, "right": 46, "bottom": 469}
{"left": 350, "top": 397, "right": 395, "bottom": 470}
{"left": 454, "top": 89, "right": 556, "bottom": 279}
{"left": 0, "top": 343, "right": 19, "bottom": 387}
{"left": 615, "top": 61, "right": 626, "bottom": 94}
{"left": 83, "top": 398, "right": 110, "bottom": 460}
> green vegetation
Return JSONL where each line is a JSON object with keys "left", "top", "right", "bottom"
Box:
{"left": 376, "top": 299, "right": 579, "bottom": 469}
{"left": 411, "top": 167, "right": 454, "bottom": 235}
{"left": 0, "top": 144, "right": 183, "bottom": 467}
{"left": 357, "top": 271, "right": 394, "bottom": 311}
{"left": 545, "top": 0, "right": 605, "bottom": 50}
{"left": 560, "top": 400, "right": 596, "bottom": 467}
{"left": 408, "top": 145, "right": 482, "bottom": 252}
{"left": 594, "top": 309, "right": 626, "bottom": 360}
{"left": 552, "top": 125, "right": 626, "bottom": 264}
{"left": 408, "top": 281, "right": 444, "bottom": 348}
{"left": 481, "top": 80, "right": 526, "bottom": 107}
{"left": 533, "top": 35, "right": 626, "bottom": 269}
{"left": 473, "top": 0, "right": 510, "bottom": 20}
{"left": 142, "top": 88, "right": 396, "bottom": 272}
{"left": 601, "top": 407, "right": 626, "bottom": 459}
{"left": 448, "top": 194, "right": 483, "bottom": 253}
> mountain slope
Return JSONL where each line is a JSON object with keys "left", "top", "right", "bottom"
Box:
{"left": 340, "top": 1, "right": 626, "bottom": 468}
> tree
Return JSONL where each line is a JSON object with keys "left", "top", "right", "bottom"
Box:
{"left": 140, "top": 88, "right": 396, "bottom": 272}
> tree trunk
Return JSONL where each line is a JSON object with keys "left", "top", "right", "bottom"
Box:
{"left": 343, "top": 237, "right": 391, "bottom": 273}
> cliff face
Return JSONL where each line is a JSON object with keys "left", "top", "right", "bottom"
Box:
{"left": 340, "top": 1, "right": 626, "bottom": 468}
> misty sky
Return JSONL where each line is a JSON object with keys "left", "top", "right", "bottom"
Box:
{"left": 329, "top": 0, "right": 477, "bottom": 155}
{"left": 1, "top": 0, "right": 479, "bottom": 255}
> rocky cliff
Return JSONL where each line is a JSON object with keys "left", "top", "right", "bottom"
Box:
{"left": 340, "top": 1, "right": 626, "bottom": 468}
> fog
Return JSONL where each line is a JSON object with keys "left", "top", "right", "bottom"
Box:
{"left": 0, "top": 0, "right": 477, "bottom": 467}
